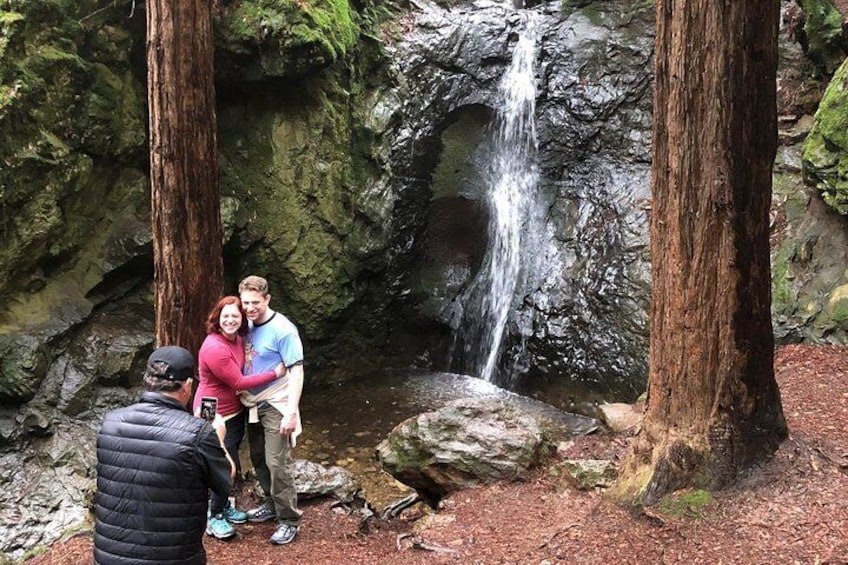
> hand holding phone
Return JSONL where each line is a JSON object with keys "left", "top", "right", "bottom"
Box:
{"left": 200, "top": 397, "right": 218, "bottom": 421}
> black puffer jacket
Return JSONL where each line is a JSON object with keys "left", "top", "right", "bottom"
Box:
{"left": 94, "top": 392, "right": 232, "bottom": 565}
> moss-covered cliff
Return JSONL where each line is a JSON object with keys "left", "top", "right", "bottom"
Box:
{"left": 214, "top": 0, "right": 359, "bottom": 78}
{"left": 0, "top": 0, "right": 397, "bottom": 403}
{"left": 213, "top": 0, "right": 398, "bottom": 375}
{"left": 0, "top": 1, "right": 148, "bottom": 329}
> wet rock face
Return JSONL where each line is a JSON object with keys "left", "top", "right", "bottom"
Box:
{"left": 0, "top": 419, "right": 99, "bottom": 560}
{"left": 379, "top": 0, "right": 654, "bottom": 397}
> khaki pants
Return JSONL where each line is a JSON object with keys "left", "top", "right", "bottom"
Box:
{"left": 248, "top": 403, "right": 302, "bottom": 526}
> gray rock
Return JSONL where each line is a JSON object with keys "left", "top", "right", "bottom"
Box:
{"left": 560, "top": 458, "right": 617, "bottom": 490}
{"left": 0, "top": 333, "right": 49, "bottom": 404}
{"left": 376, "top": 395, "right": 595, "bottom": 502}
{"left": 293, "top": 458, "right": 362, "bottom": 503}
{"left": 597, "top": 402, "right": 642, "bottom": 433}
{"left": 0, "top": 420, "right": 96, "bottom": 561}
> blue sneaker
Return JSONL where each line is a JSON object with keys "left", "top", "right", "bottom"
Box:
{"left": 206, "top": 514, "right": 236, "bottom": 540}
{"left": 223, "top": 504, "right": 248, "bottom": 524}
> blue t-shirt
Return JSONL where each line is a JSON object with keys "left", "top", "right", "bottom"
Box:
{"left": 244, "top": 311, "right": 304, "bottom": 394}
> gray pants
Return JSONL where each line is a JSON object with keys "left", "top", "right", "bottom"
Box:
{"left": 248, "top": 403, "right": 302, "bottom": 526}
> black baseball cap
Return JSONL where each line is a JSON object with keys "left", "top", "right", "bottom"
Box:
{"left": 146, "top": 346, "right": 195, "bottom": 381}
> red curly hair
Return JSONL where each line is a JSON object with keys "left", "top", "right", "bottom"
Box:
{"left": 205, "top": 296, "right": 249, "bottom": 336}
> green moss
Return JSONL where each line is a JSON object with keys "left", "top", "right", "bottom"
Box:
{"left": 0, "top": 12, "right": 24, "bottom": 64}
{"left": 656, "top": 489, "right": 714, "bottom": 519}
{"left": 217, "top": 0, "right": 358, "bottom": 76}
{"left": 218, "top": 72, "right": 363, "bottom": 336}
{"left": 799, "top": 0, "right": 845, "bottom": 76}
{"left": 622, "top": 0, "right": 654, "bottom": 19}
{"left": 561, "top": 0, "right": 653, "bottom": 23}
{"left": 802, "top": 58, "right": 848, "bottom": 214}
{"left": 771, "top": 247, "right": 796, "bottom": 315}
{"left": 0, "top": 1, "right": 146, "bottom": 303}
{"left": 826, "top": 283, "right": 848, "bottom": 326}
{"left": 563, "top": 1, "right": 602, "bottom": 23}
{"left": 21, "top": 544, "right": 49, "bottom": 561}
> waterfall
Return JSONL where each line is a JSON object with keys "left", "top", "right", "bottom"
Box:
{"left": 453, "top": 13, "right": 540, "bottom": 384}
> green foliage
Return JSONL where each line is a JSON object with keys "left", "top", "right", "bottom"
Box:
{"left": 656, "top": 489, "right": 714, "bottom": 520}
{"left": 20, "top": 544, "right": 49, "bottom": 561}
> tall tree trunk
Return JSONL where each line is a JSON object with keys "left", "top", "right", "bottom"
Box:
{"left": 612, "top": 1, "right": 787, "bottom": 505}
{"left": 147, "top": 0, "right": 223, "bottom": 355}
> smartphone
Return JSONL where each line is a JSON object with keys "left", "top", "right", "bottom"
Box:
{"left": 200, "top": 397, "right": 218, "bottom": 421}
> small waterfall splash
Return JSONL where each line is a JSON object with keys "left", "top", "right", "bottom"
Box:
{"left": 453, "top": 13, "right": 540, "bottom": 384}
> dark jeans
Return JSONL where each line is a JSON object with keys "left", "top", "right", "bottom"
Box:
{"left": 209, "top": 410, "right": 246, "bottom": 515}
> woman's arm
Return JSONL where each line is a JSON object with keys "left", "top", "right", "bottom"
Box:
{"left": 207, "top": 344, "right": 284, "bottom": 390}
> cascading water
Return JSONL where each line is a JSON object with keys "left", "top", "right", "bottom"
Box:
{"left": 452, "top": 12, "right": 540, "bottom": 384}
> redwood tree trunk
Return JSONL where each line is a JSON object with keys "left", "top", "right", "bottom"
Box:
{"left": 147, "top": 0, "right": 223, "bottom": 355}
{"left": 613, "top": 1, "right": 787, "bottom": 505}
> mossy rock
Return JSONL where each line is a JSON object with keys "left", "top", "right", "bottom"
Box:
{"left": 798, "top": 0, "right": 846, "bottom": 77}
{"left": 0, "top": 1, "right": 146, "bottom": 303}
{"left": 825, "top": 282, "right": 848, "bottom": 328}
{"left": 559, "top": 458, "right": 618, "bottom": 490}
{"left": 218, "top": 71, "right": 385, "bottom": 338}
{"left": 214, "top": 0, "right": 359, "bottom": 80}
{"left": 771, "top": 246, "right": 797, "bottom": 317}
{"left": 802, "top": 57, "right": 848, "bottom": 215}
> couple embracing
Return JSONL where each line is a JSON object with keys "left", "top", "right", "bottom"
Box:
{"left": 193, "top": 275, "right": 304, "bottom": 546}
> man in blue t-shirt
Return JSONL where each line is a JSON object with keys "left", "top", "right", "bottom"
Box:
{"left": 239, "top": 275, "right": 305, "bottom": 546}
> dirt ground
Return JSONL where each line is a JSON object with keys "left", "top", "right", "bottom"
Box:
{"left": 23, "top": 343, "right": 848, "bottom": 564}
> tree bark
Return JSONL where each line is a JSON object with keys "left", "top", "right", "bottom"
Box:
{"left": 147, "top": 0, "right": 223, "bottom": 355}
{"left": 612, "top": 1, "right": 787, "bottom": 505}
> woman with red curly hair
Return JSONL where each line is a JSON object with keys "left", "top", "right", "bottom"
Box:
{"left": 192, "top": 295, "right": 285, "bottom": 540}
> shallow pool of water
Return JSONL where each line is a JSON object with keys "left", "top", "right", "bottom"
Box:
{"left": 289, "top": 369, "right": 601, "bottom": 509}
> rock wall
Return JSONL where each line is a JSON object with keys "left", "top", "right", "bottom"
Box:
{"left": 1, "top": 0, "right": 848, "bottom": 559}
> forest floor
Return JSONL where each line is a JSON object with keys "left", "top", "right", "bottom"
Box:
{"left": 24, "top": 344, "right": 848, "bottom": 564}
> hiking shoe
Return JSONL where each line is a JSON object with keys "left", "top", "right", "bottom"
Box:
{"left": 269, "top": 524, "right": 298, "bottom": 545}
{"left": 223, "top": 504, "right": 248, "bottom": 524}
{"left": 206, "top": 514, "right": 236, "bottom": 540}
{"left": 246, "top": 503, "right": 276, "bottom": 523}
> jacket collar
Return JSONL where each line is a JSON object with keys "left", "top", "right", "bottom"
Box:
{"left": 140, "top": 391, "right": 190, "bottom": 413}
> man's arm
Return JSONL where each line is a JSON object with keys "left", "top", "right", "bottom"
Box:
{"left": 211, "top": 414, "right": 237, "bottom": 479}
{"left": 280, "top": 363, "right": 303, "bottom": 435}
{"left": 197, "top": 422, "right": 234, "bottom": 496}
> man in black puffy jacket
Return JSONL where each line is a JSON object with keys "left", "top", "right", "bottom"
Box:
{"left": 94, "top": 346, "right": 235, "bottom": 565}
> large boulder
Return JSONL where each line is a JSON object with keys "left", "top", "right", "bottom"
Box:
{"left": 375, "top": 396, "right": 598, "bottom": 502}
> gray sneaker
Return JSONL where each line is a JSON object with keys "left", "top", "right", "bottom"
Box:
{"left": 246, "top": 503, "right": 276, "bottom": 523}
{"left": 269, "top": 524, "right": 298, "bottom": 545}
